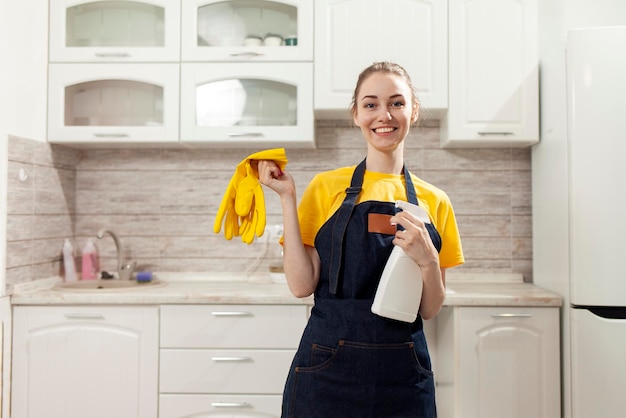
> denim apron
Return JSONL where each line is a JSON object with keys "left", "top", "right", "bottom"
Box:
{"left": 281, "top": 160, "right": 442, "bottom": 418}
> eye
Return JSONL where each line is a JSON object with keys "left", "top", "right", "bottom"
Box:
{"left": 363, "top": 102, "right": 376, "bottom": 110}
{"left": 390, "top": 101, "right": 405, "bottom": 108}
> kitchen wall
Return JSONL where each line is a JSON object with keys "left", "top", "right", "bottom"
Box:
{"left": 6, "top": 119, "right": 532, "bottom": 294}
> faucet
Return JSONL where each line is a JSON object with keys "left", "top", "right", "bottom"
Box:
{"left": 96, "top": 229, "right": 136, "bottom": 280}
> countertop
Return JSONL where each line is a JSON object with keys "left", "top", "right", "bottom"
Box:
{"left": 10, "top": 272, "right": 562, "bottom": 307}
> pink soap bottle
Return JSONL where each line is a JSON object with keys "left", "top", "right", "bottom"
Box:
{"left": 81, "top": 239, "right": 99, "bottom": 280}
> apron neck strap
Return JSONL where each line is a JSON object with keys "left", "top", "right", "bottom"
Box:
{"left": 328, "top": 159, "right": 418, "bottom": 295}
{"left": 327, "top": 159, "right": 365, "bottom": 295}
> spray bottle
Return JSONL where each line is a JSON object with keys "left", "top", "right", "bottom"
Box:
{"left": 371, "top": 200, "right": 431, "bottom": 323}
{"left": 62, "top": 239, "right": 78, "bottom": 283}
{"left": 81, "top": 239, "right": 99, "bottom": 280}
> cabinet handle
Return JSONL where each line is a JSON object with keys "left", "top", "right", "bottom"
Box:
{"left": 211, "top": 356, "right": 252, "bottom": 362}
{"left": 64, "top": 313, "right": 105, "bottom": 320}
{"left": 211, "top": 402, "right": 251, "bottom": 408}
{"left": 228, "top": 132, "right": 265, "bottom": 138}
{"left": 477, "top": 132, "right": 514, "bottom": 136}
{"left": 93, "top": 133, "right": 130, "bottom": 138}
{"left": 94, "top": 52, "right": 131, "bottom": 58}
{"left": 228, "top": 51, "right": 264, "bottom": 57}
{"left": 211, "top": 311, "right": 252, "bottom": 317}
{"left": 491, "top": 313, "right": 532, "bottom": 318}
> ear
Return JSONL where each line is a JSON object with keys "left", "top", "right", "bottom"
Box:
{"left": 411, "top": 103, "right": 419, "bottom": 124}
{"left": 353, "top": 111, "right": 360, "bottom": 127}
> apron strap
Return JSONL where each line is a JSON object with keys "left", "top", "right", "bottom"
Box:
{"left": 328, "top": 159, "right": 366, "bottom": 295}
{"left": 403, "top": 166, "right": 419, "bottom": 206}
{"left": 327, "top": 160, "right": 425, "bottom": 295}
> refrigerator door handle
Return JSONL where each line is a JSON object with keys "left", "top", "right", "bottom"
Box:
{"left": 572, "top": 305, "right": 626, "bottom": 320}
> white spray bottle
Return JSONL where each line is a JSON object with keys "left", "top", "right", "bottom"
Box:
{"left": 371, "top": 200, "right": 431, "bottom": 323}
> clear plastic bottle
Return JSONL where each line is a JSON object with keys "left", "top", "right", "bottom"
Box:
{"left": 81, "top": 239, "right": 99, "bottom": 280}
{"left": 62, "top": 239, "right": 78, "bottom": 282}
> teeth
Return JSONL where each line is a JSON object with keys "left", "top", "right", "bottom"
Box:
{"left": 375, "top": 127, "right": 395, "bottom": 133}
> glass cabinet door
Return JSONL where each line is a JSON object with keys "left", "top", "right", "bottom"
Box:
{"left": 49, "top": 0, "right": 180, "bottom": 62}
{"left": 180, "top": 63, "right": 314, "bottom": 147}
{"left": 181, "top": 0, "right": 312, "bottom": 62}
{"left": 48, "top": 64, "right": 180, "bottom": 143}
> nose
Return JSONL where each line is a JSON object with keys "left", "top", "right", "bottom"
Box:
{"left": 377, "top": 107, "right": 392, "bottom": 121}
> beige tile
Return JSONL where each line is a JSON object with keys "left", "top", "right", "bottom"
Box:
{"left": 7, "top": 124, "right": 535, "bottom": 286}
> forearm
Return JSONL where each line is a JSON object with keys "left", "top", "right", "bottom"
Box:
{"left": 280, "top": 193, "right": 319, "bottom": 298}
{"left": 419, "top": 265, "right": 446, "bottom": 320}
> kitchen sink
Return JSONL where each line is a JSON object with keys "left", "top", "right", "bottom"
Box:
{"left": 53, "top": 279, "right": 166, "bottom": 292}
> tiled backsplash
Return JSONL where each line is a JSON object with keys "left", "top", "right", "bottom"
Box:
{"left": 5, "top": 120, "right": 532, "bottom": 294}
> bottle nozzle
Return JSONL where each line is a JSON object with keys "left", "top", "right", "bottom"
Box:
{"left": 395, "top": 200, "right": 430, "bottom": 223}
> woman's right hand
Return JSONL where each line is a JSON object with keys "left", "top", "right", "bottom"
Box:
{"left": 256, "top": 160, "right": 295, "bottom": 197}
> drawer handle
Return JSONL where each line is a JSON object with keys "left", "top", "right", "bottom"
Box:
{"left": 211, "top": 402, "right": 251, "bottom": 408}
{"left": 491, "top": 313, "right": 532, "bottom": 318}
{"left": 211, "top": 356, "right": 252, "bottom": 362}
{"left": 93, "top": 133, "right": 130, "bottom": 138}
{"left": 64, "top": 313, "right": 105, "bottom": 320}
{"left": 228, "top": 132, "right": 265, "bottom": 138}
{"left": 94, "top": 52, "right": 131, "bottom": 58}
{"left": 211, "top": 311, "right": 252, "bottom": 317}
{"left": 229, "top": 51, "right": 264, "bottom": 57}
{"left": 477, "top": 132, "right": 514, "bottom": 136}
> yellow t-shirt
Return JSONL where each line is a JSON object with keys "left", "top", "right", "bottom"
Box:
{"left": 298, "top": 166, "right": 465, "bottom": 269}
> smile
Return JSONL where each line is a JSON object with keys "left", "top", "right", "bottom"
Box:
{"left": 374, "top": 127, "right": 396, "bottom": 133}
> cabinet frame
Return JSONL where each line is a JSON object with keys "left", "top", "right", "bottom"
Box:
{"left": 181, "top": 0, "right": 313, "bottom": 62}
{"left": 436, "top": 306, "right": 560, "bottom": 418}
{"left": 441, "top": 0, "right": 539, "bottom": 147}
{"left": 314, "top": 0, "right": 448, "bottom": 117}
{"left": 180, "top": 62, "right": 314, "bottom": 147}
{"left": 49, "top": 0, "right": 181, "bottom": 62}
{"left": 11, "top": 305, "right": 159, "bottom": 418}
{"left": 47, "top": 63, "right": 180, "bottom": 144}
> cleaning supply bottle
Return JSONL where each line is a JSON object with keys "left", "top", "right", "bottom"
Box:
{"left": 62, "top": 239, "right": 78, "bottom": 282}
{"left": 371, "top": 200, "right": 431, "bottom": 323}
{"left": 81, "top": 239, "right": 99, "bottom": 280}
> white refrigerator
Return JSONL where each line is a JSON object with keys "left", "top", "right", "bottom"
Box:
{"left": 567, "top": 26, "right": 626, "bottom": 418}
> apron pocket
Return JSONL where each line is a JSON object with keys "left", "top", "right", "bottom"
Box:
{"left": 288, "top": 340, "right": 436, "bottom": 418}
{"left": 309, "top": 343, "right": 336, "bottom": 368}
{"left": 296, "top": 339, "right": 430, "bottom": 382}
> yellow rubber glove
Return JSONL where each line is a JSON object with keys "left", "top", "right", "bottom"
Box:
{"left": 213, "top": 161, "right": 246, "bottom": 239}
{"left": 214, "top": 148, "right": 287, "bottom": 244}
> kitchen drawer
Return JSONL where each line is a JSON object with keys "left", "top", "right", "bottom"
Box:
{"left": 160, "top": 305, "right": 307, "bottom": 348}
{"left": 160, "top": 349, "right": 294, "bottom": 394}
{"left": 159, "top": 394, "right": 281, "bottom": 418}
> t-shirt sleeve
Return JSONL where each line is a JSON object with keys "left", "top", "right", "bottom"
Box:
{"left": 434, "top": 194, "right": 465, "bottom": 269}
{"left": 297, "top": 174, "right": 332, "bottom": 248}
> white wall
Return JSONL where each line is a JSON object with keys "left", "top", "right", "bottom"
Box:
{"left": 0, "top": 0, "right": 48, "bottom": 416}
{"left": 533, "top": 1, "right": 626, "bottom": 417}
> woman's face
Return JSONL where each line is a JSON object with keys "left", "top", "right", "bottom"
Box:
{"left": 352, "top": 72, "right": 418, "bottom": 152}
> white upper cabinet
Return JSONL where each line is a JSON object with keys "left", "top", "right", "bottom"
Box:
{"left": 180, "top": 63, "right": 314, "bottom": 147}
{"left": 314, "top": 0, "right": 448, "bottom": 118}
{"left": 49, "top": 0, "right": 181, "bottom": 62}
{"left": 441, "top": 0, "right": 539, "bottom": 147}
{"left": 181, "top": 0, "right": 313, "bottom": 62}
{"left": 48, "top": 63, "right": 180, "bottom": 144}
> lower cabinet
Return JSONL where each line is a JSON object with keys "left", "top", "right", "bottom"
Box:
{"left": 159, "top": 304, "right": 309, "bottom": 418}
{"left": 436, "top": 306, "right": 560, "bottom": 418}
{"left": 11, "top": 305, "right": 159, "bottom": 418}
{"left": 10, "top": 302, "right": 559, "bottom": 418}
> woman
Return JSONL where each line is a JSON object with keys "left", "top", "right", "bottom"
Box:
{"left": 258, "top": 62, "right": 464, "bottom": 418}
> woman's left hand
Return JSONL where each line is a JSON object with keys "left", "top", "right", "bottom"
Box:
{"left": 389, "top": 211, "right": 439, "bottom": 269}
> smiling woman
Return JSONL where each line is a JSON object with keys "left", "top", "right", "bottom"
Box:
{"left": 256, "top": 61, "right": 464, "bottom": 418}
